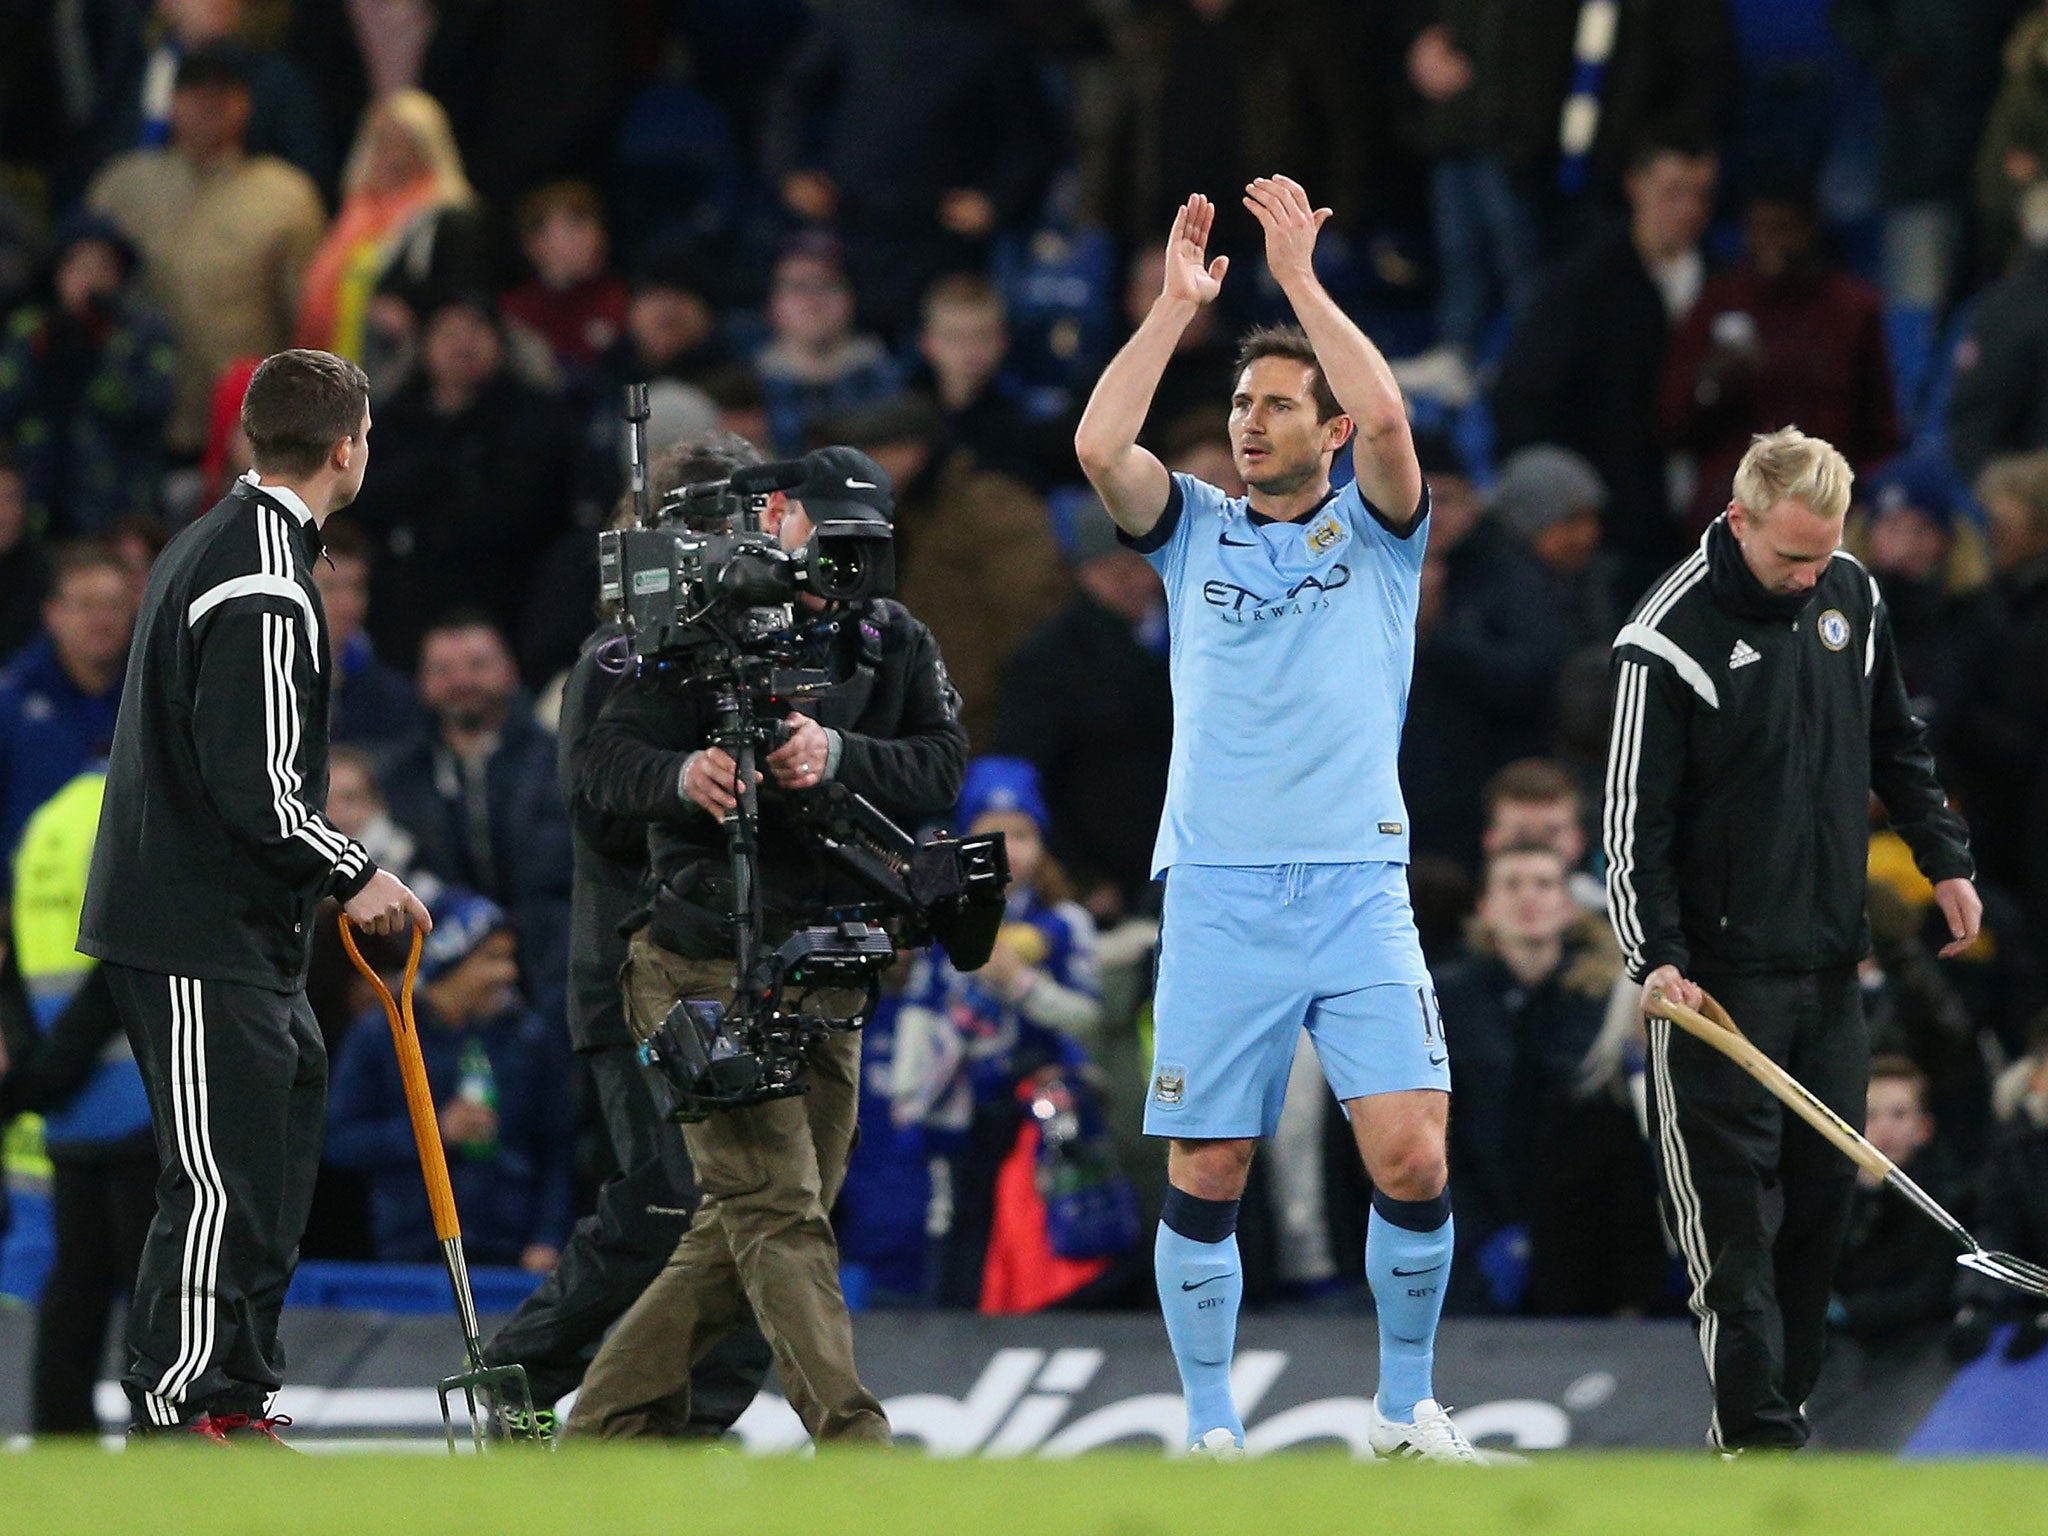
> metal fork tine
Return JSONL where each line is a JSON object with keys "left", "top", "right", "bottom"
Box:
{"left": 1959, "top": 1251, "right": 2048, "bottom": 1300}
{"left": 438, "top": 1361, "right": 541, "bottom": 1447}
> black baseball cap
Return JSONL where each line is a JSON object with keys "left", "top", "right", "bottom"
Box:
{"left": 796, "top": 446, "right": 894, "bottom": 527}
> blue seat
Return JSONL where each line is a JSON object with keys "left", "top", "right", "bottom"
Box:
{"left": 994, "top": 222, "right": 1120, "bottom": 405}
{"left": 1918, "top": 297, "right": 1979, "bottom": 465}
{"left": 1886, "top": 304, "right": 1939, "bottom": 442}
{"left": 284, "top": 1260, "right": 545, "bottom": 1315}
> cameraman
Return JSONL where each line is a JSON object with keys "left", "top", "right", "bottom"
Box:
{"left": 479, "top": 435, "right": 775, "bottom": 1432}
{"left": 566, "top": 447, "right": 967, "bottom": 1444}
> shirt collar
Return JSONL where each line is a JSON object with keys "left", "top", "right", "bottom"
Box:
{"left": 1706, "top": 514, "right": 1812, "bottom": 622}
{"left": 1245, "top": 484, "right": 1341, "bottom": 528}
{"left": 241, "top": 469, "right": 315, "bottom": 527}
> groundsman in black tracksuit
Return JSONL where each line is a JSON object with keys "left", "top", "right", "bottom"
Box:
{"left": 77, "top": 351, "right": 424, "bottom": 1432}
{"left": 76, "top": 471, "right": 388, "bottom": 1429}
{"left": 1604, "top": 472, "right": 1976, "bottom": 1450}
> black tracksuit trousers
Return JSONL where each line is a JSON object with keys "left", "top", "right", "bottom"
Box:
{"left": 107, "top": 965, "right": 326, "bottom": 1427}
{"left": 1643, "top": 964, "right": 1867, "bottom": 1450}
{"left": 481, "top": 1043, "right": 772, "bottom": 1427}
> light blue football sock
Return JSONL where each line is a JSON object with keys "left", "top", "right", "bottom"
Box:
{"left": 1155, "top": 1188, "right": 1244, "bottom": 1445}
{"left": 1366, "top": 1187, "right": 1454, "bottom": 1422}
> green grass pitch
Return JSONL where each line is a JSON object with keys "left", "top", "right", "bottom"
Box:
{"left": 5, "top": 1446, "right": 2046, "bottom": 1536}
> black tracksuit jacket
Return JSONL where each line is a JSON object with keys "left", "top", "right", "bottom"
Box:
{"left": 1605, "top": 517, "right": 1973, "bottom": 983}
{"left": 582, "top": 600, "right": 968, "bottom": 959}
{"left": 559, "top": 621, "right": 647, "bottom": 1050}
{"left": 79, "top": 478, "right": 376, "bottom": 988}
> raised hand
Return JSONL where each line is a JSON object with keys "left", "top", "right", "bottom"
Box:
{"left": 1243, "top": 175, "right": 1332, "bottom": 289}
{"left": 1161, "top": 194, "right": 1229, "bottom": 307}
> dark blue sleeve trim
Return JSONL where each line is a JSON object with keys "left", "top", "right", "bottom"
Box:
{"left": 1118, "top": 475, "right": 1185, "bottom": 555}
{"left": 1362, "top": 479, "right": 1430, "bottom": 540}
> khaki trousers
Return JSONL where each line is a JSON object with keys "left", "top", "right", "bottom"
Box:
{"left": 566, "top": 933, "right": 889, "bottom": 1444}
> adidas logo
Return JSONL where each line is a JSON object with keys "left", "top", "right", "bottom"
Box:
{"left": 1728, "top": 639, "right": 1761, "bottom": 671}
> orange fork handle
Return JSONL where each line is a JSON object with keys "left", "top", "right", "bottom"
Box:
{"left": 338, "top": 918, "right": 462, "bottom": 1243}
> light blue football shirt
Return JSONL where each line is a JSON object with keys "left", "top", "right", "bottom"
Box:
{"left": 1128, "top": 471, "right": 1429, "bottom": 877}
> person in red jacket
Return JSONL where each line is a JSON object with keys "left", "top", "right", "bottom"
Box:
{"left": 1663, "top": 185, "right": 1899, "bottom": 533}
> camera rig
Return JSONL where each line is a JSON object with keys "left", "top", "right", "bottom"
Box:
{"left": 599, "top": 387, "right": 1008, "bottom": 1122}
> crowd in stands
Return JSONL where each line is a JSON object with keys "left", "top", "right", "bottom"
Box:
{"left": 1, "top": 0, "right": 2047, "bottom": 1395}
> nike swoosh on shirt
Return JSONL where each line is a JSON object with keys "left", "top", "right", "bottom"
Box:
{"left": 1181, "top": 1275, "right": 1228, "bottom": 1292}
{"left": 846, "top": 478, "right": 878, "bottom": 489}
{"left": 1391, "top": 1265, "right": 1443, "bottom": 1278}
{"left": 1220, "top": 532, "right": 1257, "bottom": 546}
{"left": 1428, "top": 1054, "right": 1448, "bottom": 1067}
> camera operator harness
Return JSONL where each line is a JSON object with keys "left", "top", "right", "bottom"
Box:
{"left": 597, "top": 387, "right": 1008, "bottom": 1122}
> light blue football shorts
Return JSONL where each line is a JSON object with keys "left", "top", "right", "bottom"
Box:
{"left": 1144, "top": 861, "right": 1448, "bottom": 1139}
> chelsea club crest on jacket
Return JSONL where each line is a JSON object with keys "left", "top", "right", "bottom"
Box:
{"left": 1604, "top": 516, "right": 1972, "bottom": 982}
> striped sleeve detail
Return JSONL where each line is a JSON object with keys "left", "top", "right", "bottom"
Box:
{"left": 1603, "top": 657, "right": 1651, "bottom": 974}
{"left": 260, "top": 609, "right": 366, "bottom": 880}
{"left": 1614, "top": 621, "right": 1718, "bottom": 708}
{"left": 188, "top": 508, "right": 323, "bottom": 670}
{"left": 243, "top": 508, "right": 364, "bottom": 886}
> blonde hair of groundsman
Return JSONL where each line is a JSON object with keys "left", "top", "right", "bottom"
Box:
{"left": 1731, "top": 426, "right": 1854, "bottom": 523}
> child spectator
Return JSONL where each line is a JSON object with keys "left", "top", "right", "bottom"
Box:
{"left": 753, "top": 234, "right": 902, "bottom": 456}
{"left": 911, "top": 273, "right": 1072, "bottom": 492}
{"left": 326, "top": 746, "right": 433, "bottom": 893}
{"left": 0, "top": 212, "right": 176, "bottom": 538}
{"left": 601, "top": 240, "right": 731, "bottom": 392}
{"left": 890, "top": 758, "right": 1106, "bottom": 1308}
{"left": 1480, "top": 758, "right": 1606, "bottom": 915}
{"left": 500, "top": 181, "right": 629, "bottom": 381}
{"left": 1831, "top": 1056, "right": 1963, "bottom": 1342}
{"left": 1436, "top": 841, "right": 1660, "bottom": 1317}
{"left": 325, "top": 889, "right": 571, "bottom": 1270}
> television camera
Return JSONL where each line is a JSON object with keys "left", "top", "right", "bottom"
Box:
{"left": 595, "top": 387, "right": 1008, "bottom": 1123}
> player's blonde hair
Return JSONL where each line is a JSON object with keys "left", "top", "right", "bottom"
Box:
{"left": 1732, "top": 426, "right": 1853, "bottom": 523}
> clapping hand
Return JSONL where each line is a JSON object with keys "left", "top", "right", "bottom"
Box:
{"left": 1243, "top": 175, "right": 1332, "bottom": 290}
{"left": 1161, "top": 195, "right": 1229, "bottom": 307}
